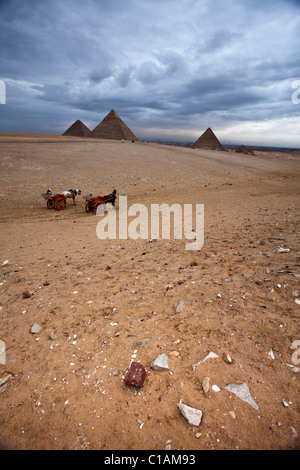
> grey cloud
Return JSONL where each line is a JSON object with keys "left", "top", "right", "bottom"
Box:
{"left": 0, "top": 0, "right": 299, "bottom": 146}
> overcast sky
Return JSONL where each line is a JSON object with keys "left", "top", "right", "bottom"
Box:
{"left": 0, "top": 0, "right": 299, "bottom": 147}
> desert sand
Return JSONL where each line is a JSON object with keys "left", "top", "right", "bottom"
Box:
{"left": 0, "top": 134, "right": 299, "bottom": 450}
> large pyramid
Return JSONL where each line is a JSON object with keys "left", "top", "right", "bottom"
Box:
{"left": 192, "top": 127, "right": 224, "bottom": 151}
{"left": 62, "top": 119, "right": 91, "bottom": 137}
{"left": 89, "top": 110, "right": 138, "bottom": 141}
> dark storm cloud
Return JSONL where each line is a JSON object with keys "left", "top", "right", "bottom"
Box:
{"left": 0, "top": 0, "right": 299, "bottom": 146}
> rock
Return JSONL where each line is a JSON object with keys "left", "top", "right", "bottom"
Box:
{"left": 202, "top": 376, "right": 210, "bottom": 394}
{"left": 295, "top": 299, "right": 300, "bottom": 305}
{"left": 192, "top": 351, "right": 219, "bottom": 370}
{"left": 22, "top": 290, "right": 31, "bottom": 299}
{"left": 1, "top": 260, "right": 9, "bottom": 268}
{"left": 212, "top": 384, "right": 221, "bottom": 392}
{"left": 169, "top": 350, "right": 180, "bottom": 357}
{"left": 175, "top": 299, "right": 185, "bottom": 314}
{"left": 124, "top": 362, "right": 146, "bottom": 388}
{"left": 178, "top": 401, "right": 202, "bottom": 426}
{"left": 222, "top": 352, "right": 233, "bottom": 364}
{"left": 268, "top": 349, "right": 277, "bottom": 360}
{"left": 0, "top": 374, "right": 13, "bottom": 387}
{"left": 277, "top": 247, "right": 290, "bottom": 253}
{"left": 225, "top": 383, "right": 259, "bottom": 411}
{"left": 151, "top": 353, "right": 169, "bottom": 371}
{"left": 0, "top": 374, "right": 13, "bottom": 393}
{"left": 48, "top": 332, "right": 57, "bottom": 341}
{"left": 31, "top": 323, "right": 42, "bottom": 334}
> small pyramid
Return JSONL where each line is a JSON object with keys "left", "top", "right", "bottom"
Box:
{"left": 63, "top": 120, "right": 90, "bottom": 137}
{"left": 88, "top": 110, "right": 138, "bottom": 141}
{"left": 235, "top": 145, "right": 254, "bottom": 155}
{"left": 192, "top": 127, "right": 224, "bottom": 150}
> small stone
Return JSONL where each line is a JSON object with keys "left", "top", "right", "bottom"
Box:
{"left": 22, "top": 290, "right": 31, "bottom": 299}
{"left": 31, "top": 323, "right": 41, "bottom": 334}
{"left": 192, "top": 351, "right": 219, "bottom": 370}
{"left": 178, "top": 401, "right": 202, "bottom": 426}
{"left": 212, "top": 384, "right": 221, "bottom": 392}
{"left": 1, "top": 260, "right": 9, "bottom": 268}
{"left": 112, "top": 370, "right": 120, "bottom": 376}
{"left": 222, "top": 352, "right": 233, "bottom": 364}
{"left": 225, "top": 383, "right": 259, "bottom": 411}
{"left": 124, "top": 362, "right": 146, "bottom": 388}
{"left": 175, "top": 298, "right": 185, "bottom": 314}
{"left": 151, "top": 353, "right": 169, "bottom": 371}
{"left": 268, "top": 349, "right": 277, "bottom": 360}
{"left": 48, "top": 332, "right": 57, "bottom": 341}
{"left": 169, "top": 350, "right": 180, "bottom": 357}
{"left": 202, "top": 376, "right": 210, "bottom": 394}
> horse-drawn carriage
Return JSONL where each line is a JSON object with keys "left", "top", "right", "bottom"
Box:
{"left": 82, "top": 195, "right": 104, "bottom": 213}
{"left": 42, "top": 192, "right": 67, "bottom": 211}
{"left": 83, "top": 190, "right": 117, "bottom": 213}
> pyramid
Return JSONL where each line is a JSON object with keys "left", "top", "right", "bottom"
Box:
{"left": 62, "top": 120, "right": 90, "bottom": 137}
{"left": 88, "top": 110, "right": 138, "bottom": 141}
{"left": 192, "top": 127, "right": 224, "bottom": 150}
{"left": 235, "top": 145, "right": 254, "bottom": 155}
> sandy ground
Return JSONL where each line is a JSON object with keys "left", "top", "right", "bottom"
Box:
{"left": 0, "top": 134, "right": 299, "bottom": 451}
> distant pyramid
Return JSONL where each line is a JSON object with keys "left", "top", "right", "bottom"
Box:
{"left": 192, "top": 127, "right": 224, "bottom": 150}
{"left": 235, "top": 145, "right": 254, "bottom": 155}
{"left": 89, "top": 110, "right": 138, "bottom": 141}
{"left": 62, "top": 120, "right": 90, "bottom": 137}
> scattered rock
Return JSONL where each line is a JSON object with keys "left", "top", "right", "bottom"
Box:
{"left": 222, "top": 352, "right": 233, "bottom": 364}
{"left": 277, "top": 247, "right": 290, "bottom": 253}
{"left": 202, "top": 376, "right": 210, "bottom": 394}
{"left": 1, "top": 260, "right": 9, "bottom": 268}
{"left": 175, "top": 298, "right": 185, "bottom": 314}
{"left": 268, "top": 349, "right": 277, "bottom": 360}
{"left": 178, "top": 401, "right": 202, "bottom": 426}
{"left": 212, "top": 384, "right": 221, "bottom": 392}
{"left": 151, "top": 353, "right": 169, "bottom": 371}
{"left": 124, "top": 362, "right": 146, "bottom": 388}
{"left": 48, "top": 332, "right": 57, "bottom": 341}
{"left": 192, "top": 351, "right": 219, "bottom": 370}
{"left": 225, "top": 383, "right": 259, "bottom": 411}
{"left": 169, "top": 350, "right": 180, "bottom": 357}
{"left": 31, "top": 323, "right": 42, "bottom": 334}
{"left": 22, "top": 290, "right": 31, "bottom": 299}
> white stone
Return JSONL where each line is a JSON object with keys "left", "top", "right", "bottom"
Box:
{"left": 151, "top": 353, "right": 169, "bottom": 371}
{"left": 178, "top": 401, "right": 202, "bottom": 426}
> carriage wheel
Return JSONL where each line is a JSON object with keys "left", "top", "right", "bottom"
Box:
{"left": 47, "top": 199, "right": 55, "bottom": 210}
{"left": 56, "top": 200, "right": 65, "bottom": 211}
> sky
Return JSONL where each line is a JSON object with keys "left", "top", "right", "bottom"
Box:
{"left": 0, "top": 0, "right": 299, "bottom": 147}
